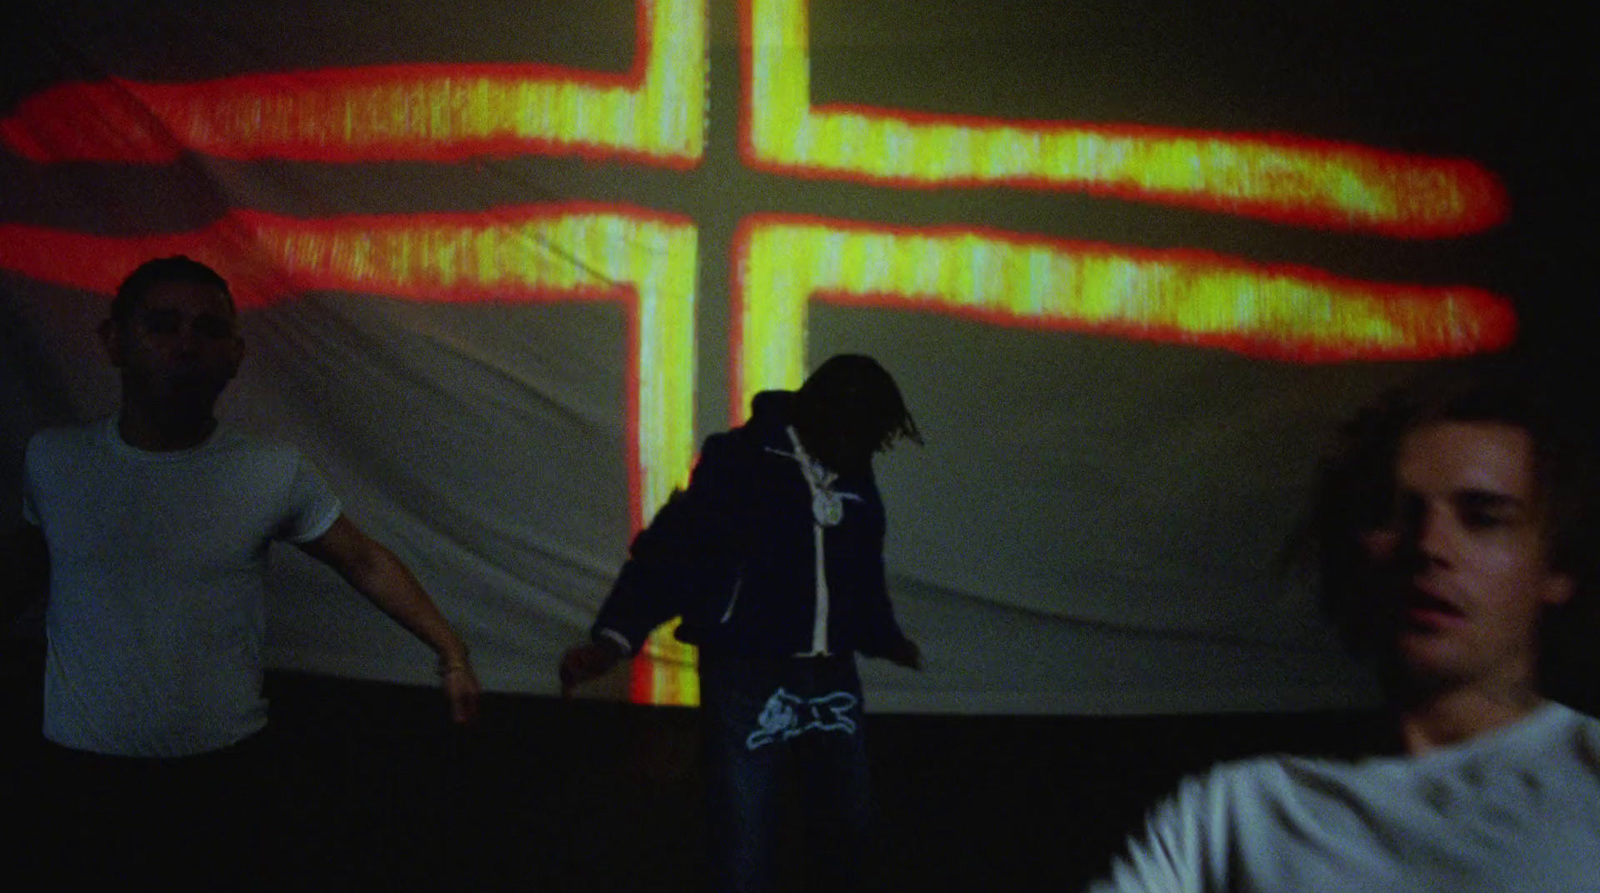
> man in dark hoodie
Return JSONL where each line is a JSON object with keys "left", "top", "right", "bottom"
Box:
{"left": 561, "top": 353, "right": 923, "bottom": 893}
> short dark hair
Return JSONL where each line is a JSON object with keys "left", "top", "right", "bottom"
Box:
{"left": 1301, "top": 358, "right": 1599, "bottom": 701}
{"left": 110, "top": 256, "right": 235, "bottom": 328}
{"left": 794, "top": 354, "right": 922, "bottom": 454}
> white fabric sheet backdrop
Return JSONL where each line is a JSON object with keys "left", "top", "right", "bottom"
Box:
{"left": 2, "top": 0, "right": 1582, "bottom": 712}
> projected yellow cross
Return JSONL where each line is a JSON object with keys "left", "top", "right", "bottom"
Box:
{"left": 0, "top": 0, "right": 1514, "bottom": 706}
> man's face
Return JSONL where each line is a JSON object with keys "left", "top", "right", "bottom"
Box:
{"left": 103, "top": 279, "right": 243, "bottom": 412}
{"left": 1362, "top": 421, "right": 1572, "bottom": 691}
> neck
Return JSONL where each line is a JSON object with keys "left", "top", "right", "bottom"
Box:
{"left": 117, "top": 399, "right": 218, "bottom": 452}
{"left": 1392, "top": 675, "right": 1544, "bottom": 755}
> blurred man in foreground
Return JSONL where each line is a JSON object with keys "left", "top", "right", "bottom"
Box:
{"left": 1089, "top": 363, "right": 1600, "bottom": 891}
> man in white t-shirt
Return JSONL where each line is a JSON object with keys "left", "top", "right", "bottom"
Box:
{"left": 1089, "top": 364, "right": 1600, "bottom": 892}
{"left": 3, "top": 255, "right": 482, "bottom": 885}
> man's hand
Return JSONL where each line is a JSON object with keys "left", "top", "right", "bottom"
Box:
{"left": 886, "top": 638, "right": 923, "bottom": 671}
{"left": 559, "top": 640, "right": 623, "bottom": 695}
{"left": 298, "top": 516, "right": 482, "bottom": 724}
{"left": 439, "top": 660, "right": 482, "bottom": 724}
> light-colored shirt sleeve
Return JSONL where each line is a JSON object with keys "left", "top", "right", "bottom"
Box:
{"left": 1086, "top": 776, "right": 1209, "bottom": 893}
{"left": 277, "top": 452, "right": 342, "bottom": 543}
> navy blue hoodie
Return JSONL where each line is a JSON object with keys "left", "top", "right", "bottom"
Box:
{"left": 591, "top": 390, "right": 911, "bottom": 659}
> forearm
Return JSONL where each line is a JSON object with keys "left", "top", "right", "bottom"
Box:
{"left": 342, "top": 542, "right": 470, "bottom": 667}
{"left": 857, "top": 555, "right": 908, "bottom": 657}
{"left": 590, "top": 559, "right": 682, "bottom": 655}
{"left": 300, "top": 516, "right": 479, "bottom": 721}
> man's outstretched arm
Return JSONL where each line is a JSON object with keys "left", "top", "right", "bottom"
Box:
{"left": 297, "top": 515, "right": 480, "bottom": 723}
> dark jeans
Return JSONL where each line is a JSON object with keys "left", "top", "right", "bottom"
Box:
{"left": 38, "top": 730, "right": 290, "bottom": 890}
{"left": 698, "top": 653, "right": 874, "bottom": 893}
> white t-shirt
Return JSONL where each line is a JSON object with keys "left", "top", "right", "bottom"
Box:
{"left": 22, "top": 418, "right": 342, "bottom": 757}
{"left": 1090, "top": 701, "right": 1600, "bottom": 892}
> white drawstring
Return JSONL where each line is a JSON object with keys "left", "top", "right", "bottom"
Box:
{"left": 787, "top": 426, "right": 834, "bottom": 655}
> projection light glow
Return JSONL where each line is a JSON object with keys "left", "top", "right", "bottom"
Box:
{"left": 732, "top": 217, "right": 1515, "bottom": 414}
{"left": 742, "top": 0, "right": 1506, "bottom": 238}
{"left": 0, "top": 0, "right": 707, "bottom": 166}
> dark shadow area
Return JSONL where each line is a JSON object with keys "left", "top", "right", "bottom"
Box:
{"left": 1, "top": 635, "right": 1390, "bottom": 891}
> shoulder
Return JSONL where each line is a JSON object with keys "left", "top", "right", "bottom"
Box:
{"left": 1542, "top": 700, "right": 1600, "bottom": 733}
{"left": 213, "top": 428, "right": 342, "bottom": 538}
{"left": 204, "top": 427, "right": 337, "bottom": 510}
{"left": 695, "top": 429, "right": 752, "bottom": 472}
{"left": 1529, "top": 702, "right": 1600, "bottom": 767}
{"left": 27, "top": 418, "right": 105, "bottom": 450}
{"left": 1179, "top": 754, "right": 1294, "bottom": 799}
{"left": 689, "top": 429, "right": 775, "bottom": 500}
{"left": 1572, "top": 705, "right": 1600, "bottom": 743}
{"left": 740, "top": 390, "right": 796, "bottom": 447}
{"left": 1160, "top": 753, "right": 1348, "bottom": 823}
{"left": 206, "top": 424, "right": 309, "bottom": 466}
{"left": 25, "top": 419, "right": 108, "bottom": 466}
{"left": 699, "top": 411, "right": 788, "bottom": 470}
